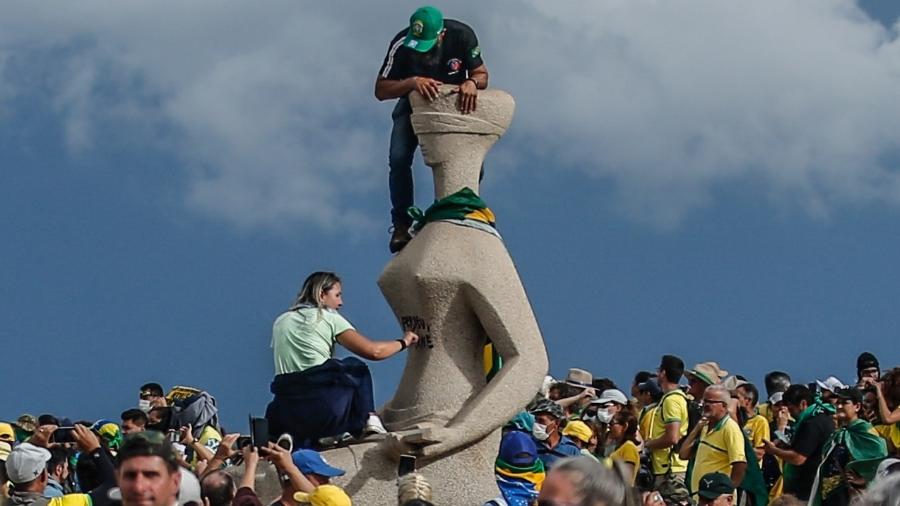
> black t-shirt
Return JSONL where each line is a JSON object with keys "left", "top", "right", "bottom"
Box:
{"left": 785, "top": 412, "right": 835, "bottom": 500}
{"left": 378, "top": 19, "right": 483, "bottom": 85}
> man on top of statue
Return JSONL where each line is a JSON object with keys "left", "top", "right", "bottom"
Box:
{"left": 375, "top": 6, "right": 489, "bottom": 253}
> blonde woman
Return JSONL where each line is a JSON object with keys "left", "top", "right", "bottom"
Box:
{"left": 266, "top": 271, "right": 418, "bottom": 447}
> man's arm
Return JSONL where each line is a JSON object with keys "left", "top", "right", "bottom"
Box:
{"left": 456, "top": 64, "right": 488, "bottom": 114}
{"left": 466, "top": 65, "right": 488, "bottom": 89}
{"left": 730, "top": 461, "right": 747, "bottom": 488}
{"left": 677, "top": 419, "right": 707, "bottom": 461}
{"left": 375, "top": 76, "right": 442, "bottom": 101}
{"left": 71, "top": 425, "right": 116, "bottom": 506}
{"left": 762, "top": 440, "right": 807, "bottom": 466}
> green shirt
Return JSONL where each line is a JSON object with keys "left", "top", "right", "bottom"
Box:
{"left": 272, "top": 307, "right": 354, "bottom": 374}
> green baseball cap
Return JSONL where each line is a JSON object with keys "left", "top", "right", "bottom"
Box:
{"left": 404, "top": 6, "right": 444, "bottom": 53}
{"left": 695, "top": 472, "right": 734, "bottom": 500}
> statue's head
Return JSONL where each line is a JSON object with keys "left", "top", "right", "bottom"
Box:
{"left": 409, "top": 86, "right": 515, "bottom": 167}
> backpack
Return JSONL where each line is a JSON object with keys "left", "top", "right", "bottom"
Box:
{"left": 167, "top": 386, "right": 219, "bottom": 438}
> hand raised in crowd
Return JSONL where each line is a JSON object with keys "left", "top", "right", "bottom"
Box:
{"left": 259, "top": 442, "right": 293, "bottom": 472}
{"left": 30, "top": 424, "right": 58, "bottom": 448}
{"left": 775, "top": 407, "right": 790, "bottom": 432}
{"left": 241, "top": 441, "right": 260, "bottom": 468}
{"left": 215, "top": 433, "right": 241, "bottom": 461}
{"left": 412, "top": 76, "right": 442, "bottom": 100}
{"left": 456, "top": 79, "right": 477, "bottom": 114}
{"left": 179, "top": 425, "right": 194, "bottom": 445}
{"left": 72, "top": 424, "right": 101, "bottom": 453}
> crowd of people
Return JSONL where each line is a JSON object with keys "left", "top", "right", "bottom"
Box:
{"left": 497, "top": 352, "right": 900, "bottom": 506}
{"left": 3, "top": 350, "right": 899, "bottom": 506}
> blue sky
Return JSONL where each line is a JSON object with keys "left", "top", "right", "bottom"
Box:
{"left": 2, "top": 1, "right": 900, "bottom": 431}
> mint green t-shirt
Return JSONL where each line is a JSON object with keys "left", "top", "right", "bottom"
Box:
{"left": 272, "top": 307, "right": 354, "bottom": 374}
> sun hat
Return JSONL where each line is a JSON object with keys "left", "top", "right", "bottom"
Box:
{"left": 721, "top": 376, "right": 748, "bottom": 393}
{"left": 403, "top": 6, "right": 444, "bottom": 53}
{"left": 687, "top": 363, "right": 728, "bottom": 386}
{"left": 563, "top": 368, "right": 594, "bottom": 389}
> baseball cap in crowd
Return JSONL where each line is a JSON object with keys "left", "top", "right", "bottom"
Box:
{"left": 0, "top": 422, "right": 14, "bottom": 442}
{"left": 835, "top": 387, "right": 863, "bottom": 404}
{"left": 5, "top": 442, "right": 51, "bottom": 484}
{"left": 499, "top": 430, "right": 538, "bottom": 467}
{"left": 529, "top": 399, "right": 564, "bottom": 420}
{"left": 562, "top": 421, "right": 593, "bottom": 444}
{"left": 687, "top": 363, "right": 728, "bottom": 386}
{"left": 404, "top": 6, "right": 444, "bottom": 53}
{"left": 816, "top": 376, "right": 848, "bottom": 393}
{"left": 293, "top": 484, "right": 351, "bottom": 506}
{"left": 694, "top": 472, "right": 734, "bottom": 500}
{"left": 564, "top": 368, "right": 594, "bottom": 389}
{"left": 179, "top": 467, "right": 203, "bottom": 506}
{"left": 638, "top": 379, "right": 662, "bottom": 398}
{"left": 292, "top": 449, "right": 345, "bottom": 478}
{"left": 768, "top": 392, "right": 784, "bottom": 406}
{"left": 592, "top": 389, "right": 628, "bottom": 406}
{"left": 16, "top": 414, "right": 37, "bottom": 433}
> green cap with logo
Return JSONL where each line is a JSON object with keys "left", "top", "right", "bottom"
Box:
{"left": 404, "top": 6, "right": 444, "bottom": 53}
{"left": 695, "top": 472, "right": 734, "bottom": 499}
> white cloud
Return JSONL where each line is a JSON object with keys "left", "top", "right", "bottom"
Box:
{"left": 1, "top": 0, "right": 899, "bottom": 230}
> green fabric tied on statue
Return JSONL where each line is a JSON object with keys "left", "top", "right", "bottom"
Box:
{"left": 407, "top": 187, "right": 496, "bottom": 233}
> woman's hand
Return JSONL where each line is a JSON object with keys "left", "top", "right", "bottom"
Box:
{"left": 402, "top": 331, "right": 420, "bottom": 348}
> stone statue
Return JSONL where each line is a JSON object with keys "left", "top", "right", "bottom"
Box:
{"left": 248, "top": 87, "right": 549, "bottom": 505}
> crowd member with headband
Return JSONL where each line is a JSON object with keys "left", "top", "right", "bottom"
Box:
{"left": 266, "top": 271, "right": 419, "bottom": 448}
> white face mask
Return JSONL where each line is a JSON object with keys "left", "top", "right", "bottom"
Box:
{"left": 595, "top": 408, "right": 613, "bottom": 424}
{"left": 532, "top": 422, "right": 550, "bottom": 441}
{"left": 138, "top": 399, "right": 151, "bottom": 413}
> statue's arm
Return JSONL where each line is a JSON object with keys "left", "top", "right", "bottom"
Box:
{"left": 415, "top": 266, "right": 549, "bottom": 457}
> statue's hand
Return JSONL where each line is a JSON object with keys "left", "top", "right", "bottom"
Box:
{"left": 404, "top": 425, "right": 465, "bottom": 459}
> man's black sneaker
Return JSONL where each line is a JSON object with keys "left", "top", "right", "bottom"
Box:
{"left": 389, "top": 225, "right": 412, "bottom": 253}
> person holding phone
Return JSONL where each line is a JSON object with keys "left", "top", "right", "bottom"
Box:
{"left": 267, "top": 271, "right": 419, "bottom": 448}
